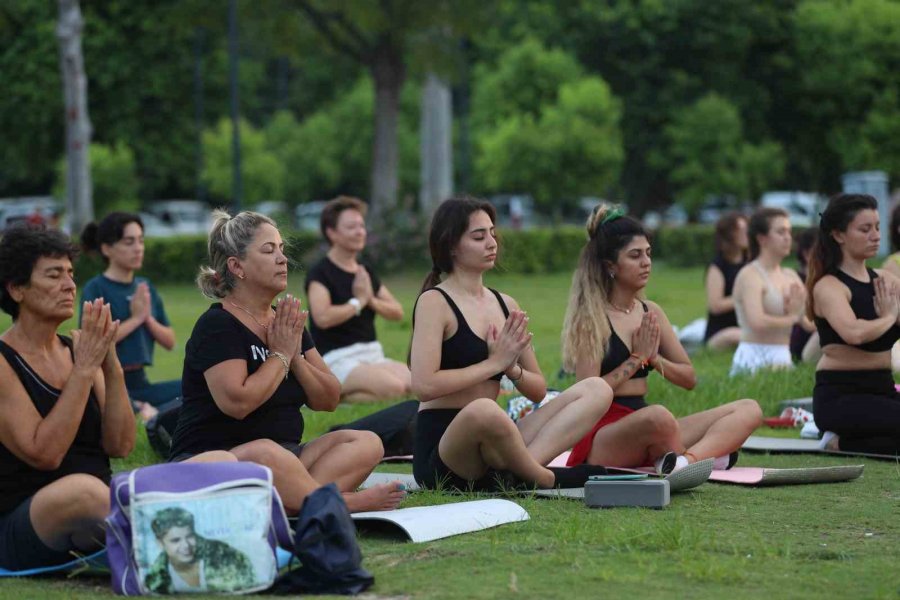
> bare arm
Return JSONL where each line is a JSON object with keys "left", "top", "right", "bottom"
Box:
{"left": 814, "top": 275, "right": 898, "bottom": 345}
{"left": 204, "top": 358, "right": 288, "bottom": 420}
{"left": 576, "top": 354, "right": 645, "bottom": 392}
{"left": 705, "top": 265, "right": 734, "bottom": 314}
{"left": 500, "top": 295, "right": 546, "bottom": 402}
{"left": 145, "top": 317, "right": 176, "bottom": 350}
{"left": 410, "top": 291, "right": 509, "bottom": 402}
{"left": 290, "top": 347, "right": 341, "bottom": 411}
{"left": 306, "top": 281, "right": 359, "bottom": 330}
{"left": 368, "top": 284, "right": 404, "bottom": 321}
{"left": 647, "top": 302, "right": 696, "bottom": 390}
{"left": 94, "top": 360, "right": 136, "bottom": 458}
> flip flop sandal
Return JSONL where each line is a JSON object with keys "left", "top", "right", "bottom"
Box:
{"left": 664, "top": 458, "right": 714, "bottom": 492}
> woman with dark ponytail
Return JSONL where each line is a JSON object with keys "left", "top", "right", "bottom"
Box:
{"left": 561, "top": 205, "right": 761, "bottom": 473}
{"left": 409, "top": 197, "right": 614, "bottom": 491}
{"left": 807, "top": 194, "right": 900, "bottom": 454}
{"left": 81, "top": 213, "right": 179, "bottom": 420}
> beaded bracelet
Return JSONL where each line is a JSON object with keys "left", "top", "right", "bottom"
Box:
{"left": 629, "top": 352, "right": 648, "bottom": 369}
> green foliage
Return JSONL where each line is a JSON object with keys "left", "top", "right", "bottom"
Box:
{"left": 795, "top": 0, "right": 900, "bottom": 183}
{"left": 662, "top": 94, "right": 784, "bottom": 215}
{"left": 264, "top": 77, "right": 421, "bottom": 204}
{"left": 652, "top": 225, "right": 717, "bottom": 268}
{"left": 470, "top": 38, "right": 584, "bottom": 132}
{"left": 474, "top": 40, "right": 624, "bottom": 210}
{"left": 201, "top": 118, "right": 286, "bottom": 205}
{"left": 54, "top": 142, "right": 141, "bottom": 215}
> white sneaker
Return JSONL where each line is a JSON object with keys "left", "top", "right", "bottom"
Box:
{"left": 800, "top": 420, "right": 820, "bottom": 439}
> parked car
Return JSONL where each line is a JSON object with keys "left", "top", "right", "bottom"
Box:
{"left": 696, "top": 195, "right": 753, "bottom": 224}
{"left": 487, "top": 194, "right": 538, "bottom": 230}
{"left": 142, "top": 200, "right": 213, "bottom": 237}
{"left": 760, "top": 191, "right": 825, "bottom": 227}
{"left": 295, "top": 200, "right": 327, "bottom": 232}
{"left": 0, "top": 196, "right": 60, "bottom": 232}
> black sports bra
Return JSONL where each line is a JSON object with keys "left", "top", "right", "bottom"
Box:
{"left": 426, "top": 287, "right": 510, "bottom": 382}
{"left": 815, "top": 268, "right": 900, "bottom": 352}
{"left": 600, "top": 300, "right": 653, "bottom": 378}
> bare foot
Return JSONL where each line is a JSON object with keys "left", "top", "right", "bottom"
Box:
{"left": 343, "top": 482, "right": 406, "bottom": 512}
{"left": 825, "top": 435, "right": 840, "bottom": 451}
{"left": 137, "top": 401, "right": 159, "bottom": 423}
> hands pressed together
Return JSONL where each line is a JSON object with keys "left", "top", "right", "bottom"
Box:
{"left": 128, "top": 282, "right": 152, "bottom": 322}
{"left": 72, "top": 298, "right": 120, "bottom": 375}
{"left": 268, "top": 294, "right": 308, "bottom": 358}
{"left": 351, "top": 267, "right": 374, "bottom": 306}
{"left": 631, "top": 310, "right": 660, "bottom": 364}
{"left": 487, "top": 310, "right": 532, "bottom": 373}
{"left": 873, "top": 276, "right": 900, "bottom": 322}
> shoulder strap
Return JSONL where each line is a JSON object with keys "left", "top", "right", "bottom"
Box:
{"left": 488, "top": 288, "right": 511, "bottom": 318}
{"left": 429, "top": 287, "right": 466, "bottom": 321}
{"left": 867, "top": 267, "right": 879, "bottom": 282}
{"left": 0, "top": 338, "right": 16, "bottom": 364}
{"left": 639, "top": 300, "right": 649, "bottom": 313}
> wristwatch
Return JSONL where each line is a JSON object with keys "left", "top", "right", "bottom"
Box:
{"left": 348, "top": 297, "right": 362, "bottom": 316}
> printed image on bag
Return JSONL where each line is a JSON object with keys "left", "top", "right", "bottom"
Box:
{"left": 131, "top": 489, "right": 275, "bottom": 594}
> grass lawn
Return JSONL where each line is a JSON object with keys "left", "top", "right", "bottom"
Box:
{"left": 1, "top": 266, "right": 899, "bottom": 599}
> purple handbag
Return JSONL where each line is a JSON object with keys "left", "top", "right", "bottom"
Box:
{"left": 106, "top": 462, "right": 293, "bottom": 595}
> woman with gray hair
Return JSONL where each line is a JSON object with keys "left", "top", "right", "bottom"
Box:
{"left": 169, "top": 210, "right": 405, "bottom": 513}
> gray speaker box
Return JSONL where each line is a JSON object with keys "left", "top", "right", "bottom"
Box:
{"left": 584, "top": 479, "right": 670, "bottom": 509}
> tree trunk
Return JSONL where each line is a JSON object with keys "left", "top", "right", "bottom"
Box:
{"left": 56, "top": 0, "right": 93, "bottom": 233}
{"left": 369, "top": 39, "right": 405, "bottom": 217}
{"left": 419, "top": 72, "right": 453, "bottom": 215}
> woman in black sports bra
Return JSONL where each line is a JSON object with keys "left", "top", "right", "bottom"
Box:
{"left": 807, "top": 194, "right": 900, "bottom": 455}
{"left": 561, "top": 206, "right": 762, "bottom": 473}
{"left": 410, "top": 198, "right": 614, "bottom": 491}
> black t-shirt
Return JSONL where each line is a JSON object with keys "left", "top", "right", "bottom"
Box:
{"left": 304, "top": 257, "right": 382, "bottom": 355}
{"left": 169, "top": 304, "right": 315, "bottom": 458}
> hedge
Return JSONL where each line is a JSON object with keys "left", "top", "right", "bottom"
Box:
{"left": 67, "top": 225, "right": 727, "bottom": 285}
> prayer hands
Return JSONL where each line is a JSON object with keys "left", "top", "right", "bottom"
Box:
{"left": 631, "top": 311, "right": 659, "bottom": 363}
{"left": 72, "top": 298, "right": 120, "bottom": 375}
{"left": 129, "top": 282, "right": 152, "bottom": 322}
{"left": 783, "top": 281, "right": 807, "bottom": 320}
{"left": 487, "top": 310, "right": 532, "bottom": 372}
{"left": 269, "top": 295, "right": 307, "bottom": 357}
{"left": 873, "top": 276, "right": 900, "bottom": 320}
{"left": 352, "top": 267, "right": 374, "bottom": 306}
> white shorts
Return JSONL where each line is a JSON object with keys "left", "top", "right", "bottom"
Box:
{"left": 322, "top": 341, "right": 389, "bottom": 384}
{"left": 730, "top": 342, "right": 794, "bottom": 377}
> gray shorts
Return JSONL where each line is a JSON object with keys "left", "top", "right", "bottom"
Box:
{"left": 170, "top": 441, "right": 307, "bottom": 463}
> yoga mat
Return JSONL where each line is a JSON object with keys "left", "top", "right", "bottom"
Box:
{"left": 708, "top": 465, "right": 864, "bottom": 486}
{"left": 361, "top": 472, "right": 585, "bottom": 499}
{"left": 742, "top": 435, "right": 899, "bottom": 460}
{"left": 352, "top": 499, "right": 529, "bottom": 542}
{"left": 0, "top": 549, "right": 108, "bottom": 577}
{"left": 0, "top": 547, "right": 295, "bottom": 578}
{"left": 548, "top": 451, "right": 712, "bottom": 492}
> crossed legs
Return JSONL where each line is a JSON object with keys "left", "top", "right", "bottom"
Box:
{"left": 585, "top": 399, "right": 762, "bottom": 467}
{"left": 438, "top": 377, "right": 612, "bottom": 488}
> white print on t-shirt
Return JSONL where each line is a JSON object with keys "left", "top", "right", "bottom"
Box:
{"left": 250, "top": 345, "right": 269, "bottom": 362}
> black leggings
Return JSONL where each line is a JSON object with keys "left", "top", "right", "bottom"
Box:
{"left": 413, "top": 409, "right": 512, "bottom": 492}
{"left": 813, "top": 369, "right": 900, "bottom": 456}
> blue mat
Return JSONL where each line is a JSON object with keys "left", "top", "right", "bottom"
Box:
{"left": 0, "top": 547, "right": 294, "bottom": 577}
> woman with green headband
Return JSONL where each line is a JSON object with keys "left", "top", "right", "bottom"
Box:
{"left": 561, "top": 205, "right": 762, "bottom": 472}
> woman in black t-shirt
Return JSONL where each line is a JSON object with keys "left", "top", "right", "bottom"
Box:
{"left": 170, "top": 210, "right": 404, "bottom": 514}
{"left": 704, "top": 213, "right": 748, "bottom": 350}
{"left": 0, "top": 226, "right": 135, "bottom": 570}
{"left": 305, "top": 196, "right": 409, "bottom": 403}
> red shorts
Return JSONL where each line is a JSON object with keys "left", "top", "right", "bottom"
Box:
{"left": 566, "top": 398, "right": 645, "bottom": 466}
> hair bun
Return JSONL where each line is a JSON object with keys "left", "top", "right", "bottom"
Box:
{"left": 79, "top": 222, "right": 100, "bottom": 253}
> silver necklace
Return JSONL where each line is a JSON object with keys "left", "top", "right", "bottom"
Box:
{"left": 228, "top": 300, "right": 272, "bottom": 330}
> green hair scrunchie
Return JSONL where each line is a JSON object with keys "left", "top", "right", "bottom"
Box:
{"left": 600, "top": 206, "right": 626, "bottom": 225}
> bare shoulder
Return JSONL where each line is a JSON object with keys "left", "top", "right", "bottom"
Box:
{"left": 498, "top": 291, "right": 521, "bottom": 311}
{"left": 414, "top": 288, "right": 450, "bottom": 317}
{"left": 644, "top": 300, "right": 671, "bottom": 321}
{"left": 813, "top": 273, "right": 845, "bottom": 296}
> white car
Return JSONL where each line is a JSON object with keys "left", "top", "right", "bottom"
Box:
{"left": 760, "top": 191, "right": 825, "bottom": 227}
{"left": 142, "top": 200, "right": 213, "bottom": 237}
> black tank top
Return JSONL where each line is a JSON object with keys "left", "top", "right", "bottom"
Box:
{"left": 601, "top": 300, "right": 653, "bottom": 379}
{"left": 815, "top": 268, "right": 900, "bottom": 352}
{"left": 0, "top": 336, "right": 110, "bottom": 514}
{"left": 425, "top": 287, "right": 510, "bottom": 382}
{"left": 704, "top": 255, "right": 746, "bottom": 341}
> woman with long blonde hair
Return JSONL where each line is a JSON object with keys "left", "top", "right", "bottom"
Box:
{"left": 561, "top": 205, "right": 761, "bottom": 472}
